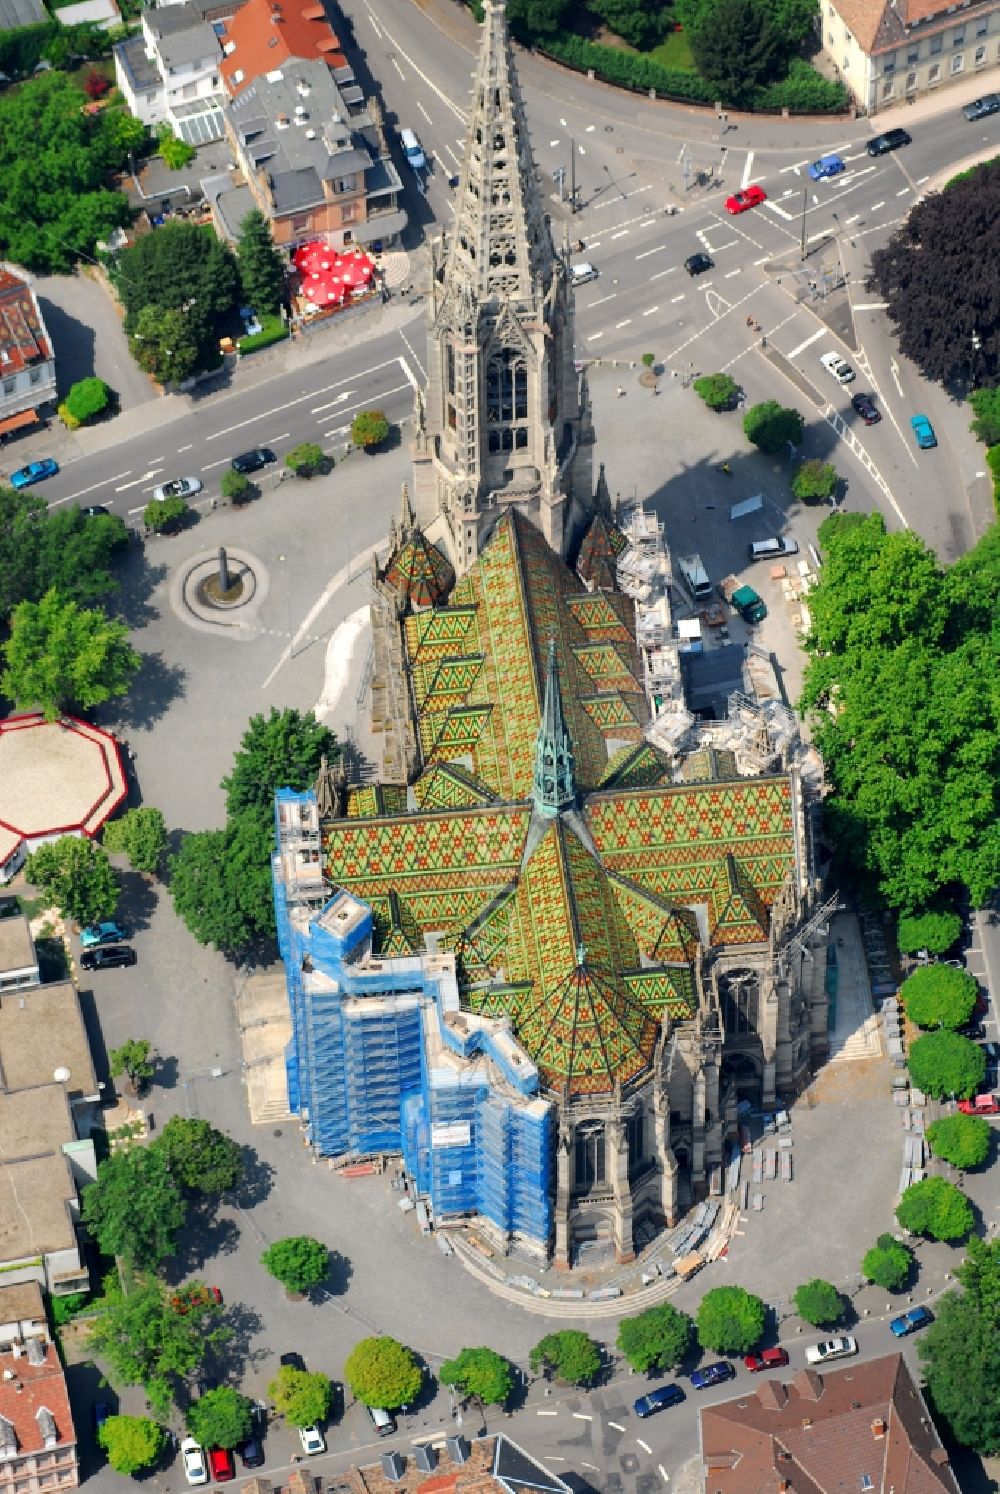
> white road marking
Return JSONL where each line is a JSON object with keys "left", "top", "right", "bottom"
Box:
{"left": 741, "top": 150, "right": 754, "bottom": 189}
{"left": 853, "top": 302, "right": 889, "bottom": 311}
{"left": 890, "top": 357, "right": 904, "bottom": 397}
{"left": 871, "top": 199, "right": 885, "bottom": 211}
{"left": 779, "top": 159, "right": 809, "bottom": 174}
{"left": 670, "top": 294, "right": 685, "bottom": 303}
{"left": 261, "top": 536, "right": 386, "bottom": 690}
{"left": 608, "top": 1421, "right": 626, "bottom": 1432}
{"left": 416, "top": 100, "right": 432, "bottom": 123}
{"left": 765, "top": 199, "right": 795, "bottom": 221}
{"left": 650, "top": 268, "right": 676, "bottom": 281}
{"left": 659, "top": 1466, "right": 670, "bottom": 1482}
{"left": 581, "top": 1463, "right": 599, "bottom": 1471}
{"left": 896, "top": 186, "right": 911, "bottom": 196}
{"left": 536, "top": 1410, "right": 558, "bottom": 1417}
{"left": 573, "top": 1413, "right": 593, "bottom": 1422}
{"left": 845, "top": 213, "right": 861, "bottom": 224}
{"left": 753, "top": 255, "right": 770, "bottom": 265}
{"left": 916, "top": 174, "right": 930, "bottom": 184}
{"left": 589, "top": 293, "right": 618, "bottom": 307}
{"left": 265, "top": 432, "right": 290, "bottom": 445}
{"left": 610, "top": 229, "right": 628, "bottom": 240}
{"left": 642, "top": 306, "right": 659, "bottom": 316}
{"left": 54, "top": 471, "right": 131, "bottom": 504}
{"left": 323, "top": 424, "right": 351, "bottom": 438}
{"left": 201, "top": 457, "right": 232, "bottom": 471}
{"left": 635, "top": 244, "right": 669, "bottom": 260}
{"left": 637, "top": 1438, "right": 652, "bottom": 1454}
{"left": 615, "top": 318, "right": 632, "bottom": 328}
{"left": 114, "top": 469, "right": 162, "bottom": 491}
{"left": 311, "top": 392, "right": 353, "bottom": 413}
{"left": 390, "top": 55, "right": 405, "bottom": 79}
{"left": 787, "top": 327, "right": 826, "bottom": 358}
{"left": 588, "top": 331, "right": 604, "bottom": 340}
{"left": 177, "top": 443, "right": 192, "bottom": 453}
{"left": 724, "top": 268, "right": 741, "bottom": 278}
{"left": 206, "top": 359, "right": 402, "bottom": 441}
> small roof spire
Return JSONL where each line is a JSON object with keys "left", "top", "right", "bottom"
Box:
{"left": 399, "top": 482, "right": 414, "bottom": 534}
{"left": 532, "top": 638, "right": 576, "bottom": 818}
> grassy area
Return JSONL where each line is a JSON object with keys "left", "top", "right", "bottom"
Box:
{"left": 649, "top": 28, "right": 696, "bottom": 71}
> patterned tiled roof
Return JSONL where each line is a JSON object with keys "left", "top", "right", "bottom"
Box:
{"left": 385, "top": 529, "right": 455, "bottom": 611}
{"left": 324, "top": 510, "right": 798, "bottom": 1096}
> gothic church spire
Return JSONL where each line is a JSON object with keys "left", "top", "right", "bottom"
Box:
{"left": 533, "top": 639, "right": 576, "bottom": 818}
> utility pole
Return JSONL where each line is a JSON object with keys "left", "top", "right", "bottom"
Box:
{"left": 569, "top": 135, "right": 577, "bottom": 214}
{"left": 800, "top": 186, "right": 808, "bottom": 260}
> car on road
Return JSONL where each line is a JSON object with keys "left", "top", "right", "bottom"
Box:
{"left": 805, "top": 1336, "right": 858, "bottom": 1366}
{"left": 298, "top": 1424, "right": 326, "bottom": 1456}
{"left": 80, "top": 944, "right": 136, "bottom": 971}
{"left": 280, "top": 1351, "right": 306, "bottom": 1371}
{"left": 368, "top": 1406, "right": 396, "bottom": 1436}
{"left": 821, "top": 351, "right": 855, "bottom": 384}
{"left": 890, "top": 1306, "right": 933, "bottom": 1337}
{"left": 958, "top": 1093, "right": 1000, "bottom": 1114}
{"left": 851, "top": 392, "right": 881, "bottom": 425}
{"left": 152, "top": 476, "right": 202, "bottom": 501}
{"left": 690, "top": 1361, "right": 737, "bottom": 1390}
{"left": 867, "top": 127, "right": 912, "bottom": 157}
{"left": 634, "top": 1383, "right": 685, "bottom": 1417}
{"left": 9, "top": 458, "right": 58, "bottom": 489}
{"left": 744, "top": 1347, "right": 790, "bottom": 1373}
{"left": 231, "top": 448, "right": 276, "bottom": 475}
{"left": 571, "top": 263, "right": 599, "bottom": 286}
{"left": 80, "top": 505, "right": 110, "bottom": 517}
{"left": 910, "top": 414, "right": 937, "bottom": 449}
{"left": 725, "top": 185, "right": 767, "bottom": 214}
{"left": 807, "top": 154, "right": 845, "bottom": 180}
{"left": 93, "top": 1402, "right": 110, "bottom": 1433}
{"left": 237, "top": 1432, "right": 265, "bottom": 1469}
{"left": 208, "top": 1448, "right": 235, "bottom": 1482}
{"left": 963, "top": 93, "right": 1000, "bottom": 121}
{"left": 80, "top": 921, "right": 127, "bottom": 948}
{"left": 684, "top": 252, "right": 714, "bottom": 276}
{"left": 180, "top": 1437, "right": 209, "bottom": 1486}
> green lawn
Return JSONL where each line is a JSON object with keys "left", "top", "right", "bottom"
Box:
{"left": 649, "top": 28, "right": 696, "bottom": 71}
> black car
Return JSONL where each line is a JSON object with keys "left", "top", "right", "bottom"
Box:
{"left": 851, "top": 392, "right": 881, "bottom": 425}
{"left": 867, "top": 127, "right": 912, "bottom": 157}
{"left": 684, "top": 252, "right": 714, "bottom": 276}
{"left": 80, "top": 505, "right": 110, "bottom": 517}
{"left": 231, "top": 448, "right": 276, "bottom": 475}
{"left": 280, "top": 1351, "right": 306, "bottom": 1372}
{"left": 963, "top": 93, "right": 1000, "bottom": 121}
{"left": 80, "top": 945, "right": 136, "bottom": 971}
{"left": 634, "top": 1383, "right": 685, "bottom": 1418}
{"left": 237, "top": 1433, "right": 264, "bottom": 1469}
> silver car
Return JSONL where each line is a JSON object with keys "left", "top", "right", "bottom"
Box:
{"left": 805, "top": 1335, "right": 858, "bottom": 1366}
{"left": 152, "top": 476, "right": 203, "bottom": 501}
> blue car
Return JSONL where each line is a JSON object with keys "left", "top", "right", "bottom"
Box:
{"left": 9, "top": 458, "right": 58, "bottom": 489}
{"left": 910, "top": 414, "right": 937, "bottom": 449}
{"left": 80, "top": 921, "right": 127, "bottom": 948}
{"left": 691, "top": 1361, "right": 737, "bottom": 1390}
{"left": 93, "top": 1402, "right": 110, "bottom": 1433}
{"left": 889, "top": 1306, "right": 933, "bottom": 1337}
{"left": 807, "top": 154, "right": 845, "bottom": 181}
{"left": 633, "top": 1383, "right": 685, "bottom": 1418}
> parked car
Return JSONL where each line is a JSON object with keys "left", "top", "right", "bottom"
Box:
{"left": 152, "top": 476, "right": 202, "bottom": 501}
{"left": 80, "top": 945, "right": 136, "bottom": 971}
{"left": 231, "top": 448, "right": 276, "bottom": 475}
{"left": 889, "top": 1306, "right": 933, "bottom": 1337}
{"left": 963, "top": 93, "right": 1000, "bottom": 120}
{"left": 80, "top": 921, "right": 127, "bottom": 948}
{"left": 804, "top": 1336, "right": 857, "bottom": 1366}
{"left": 958, "top": 1093, "right": 1000, "bottom": 1115}
{"left": 237, "top": 1432, "right": 265, "bottom": 1469}
{"left": 367, "top": 1406, "right": 396, "bottom": 1437}
{"left": 571, "top": 263, "right": 599, "bottom": 286}
{"left": 690, "top": 1361, "right": 737, "bottom": 1390}
{"left": 280, "top": 1351, "right": 306, "bottom": 1371}
{"left": 744, "top": 1347, "right": 789, "bottom": 1373}
{"left": 634, "top": 1383, "right": 685, "bottom": 1417}
{"left": 208, "top": 1448, "right": 235, "bottom": 1483}
{"left": 807, "top": 154, "right": 845, "bottom": 180}
{"left": 9, "top": 458, "right": 59, "bottom": 489}
{"left": 725, "top": 184, "right": 767, "bottom": 214}
{"left": 820, "top": 351, "right": 855, "bottom": 384}
{"left": 867, "top": 127, "right": 912, "bottom": 157}
{"left": 93, "top": 1402, "right": 110, "bottom": 1433}
{"left": 298, "top": 1424, "right": 326, "bottom": 1456}
{"left": 684, "top": 252, "right": 714, "bottom": 276}
{"left": 851, "top": 392, "right": 881, "bottom": 425}
{"left": 80, "top": 505, "right": 110, "bottom": 517}
{"left": 910, "top": 414, "right": 937, "bottom": 449}
{"left": 180, "top": 1437, "right": 209, "bottom": 1486}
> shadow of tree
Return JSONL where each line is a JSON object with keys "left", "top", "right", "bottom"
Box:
{"left": 168, "top": 1212, "right": 241, "bottom": 1278}
{"left": 230, "top": 1145, "right": 276, "bottom": 1210}
{"left": 103, "top": 651, "right": 188, "bottom": 731}
{"left": 116, "top": 866, "right": 159, "bottom": 936}
{"left": 324, "top": 1248, "right": 352, "bottom": 1297}
{"left": 110, "top": 542, "right": 169, "bottom": 632}
{"left": 207, "top": 1302, "right": 267, "bottom": 1382}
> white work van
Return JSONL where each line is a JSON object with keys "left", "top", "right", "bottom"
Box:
{"left": 677, "top": 553, "right": 712, "bottom": 601}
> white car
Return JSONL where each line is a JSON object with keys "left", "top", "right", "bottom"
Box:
{"left": 805, "top": 1335, "right": 858, "bottom": 1366}
{"left": 152, "top": 476, "right": 203, "bottom": 501}
{"left": 180, "top": 1436, "right": 208, "bottom": 1486}
{"left": 298, "top": 1423, "right": 326, "bottom": 1456}
{"left": 820, "top": 351, "right": 855, "bottom": 384}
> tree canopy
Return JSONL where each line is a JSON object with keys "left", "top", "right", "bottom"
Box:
{"left": 897, "top": 909, "right": 962, "bottom": 955}
{"left": 130, "top": 305, "right": 202, "bottom": 386}
{"left": 861, "top": 1233, "right": 913, "bottom": 1291}
{"left": 908, "top": 1030, "right": 986, "bottom": 1100}
{"left": 692, "top": 373, "right": 738, "bottom": 411}
{"left": 529, "top": 1330, "right": 602, "bottom": 1386}
{"left": 81, "top": 1147, "right": 186, "bottom": 1271}
{"left": 439, "top": 1347, "right": 515, "bottom": 1407}
{"left": 267, "top": 1366, "right": 332, "bottom": 1428}
{"left": 222, "top": 707, "right": 337, "bottom": 819}
{"left": 64, "top": 376, "right": 111, "bottom": 424}
{"left": 869, "top": 159, "right": 1000, "bottom": 387}
{"left": 792, "top": 458, "right": 838, "bottom": 503}
{"left": 616, "top": 1302, "right": 693, "bottom": 1372}
{"left": 927, "top": 1113, "right": 992, "bottom": 1170}
{"left": 186, "top": 1388, "right": 254, "bottom": 1450}
{"left": 919, "top": 1238, "right": 1000, "bottom": 1452}
{"left": 743, "top": 400, "right": 803, "bottom": 454}
{"left": 2, "top": 588, "right": 141, "bottom": 719}
{"left": 117, "top": 221, "right": 238, "bottom": 367}
{"left": 690, "top": 0, "right": 782, "bottom": 106}
{"left": 154, "top": 1116, "right": 244, "bottom": 1195}
{"left": 103, "top": 807, "right": 168, "bottom": 876}
{"left": 0, "top": 487, "right": 127, "bottom": 622}
{"left": 285, "top": 442, "right": 326, "bottom": 477}
{"left": 168, "top": 819, "right": 275, "bottom": 956}
{"left": 896, "top": 1176, "right": 974, "bottom": 1242}
{"left": 351, "top": 409, "right": 391, "bottom": 449}
{"left": 98, "top": 1414, "right": 166, "bottom": 1475}
{"left": 25, "top": 836, "right": 119, "bottom": 926}
{"left": 344, "top": 1336, "right": 422, "bottom": 1409}
{"left": 236, "top": 209, "right": 286, "bottom": 317}
{"left": 696, "top": 1286, "right": 765, "bottom": 1354}
{"left": 901, "top": 965, "right": 978, "bottom": 1031}
{"left": 794, "top": 1279, "right": 844, "bottom": 1327}
{"left": 87, "top": 1275, "right": 225, "bottom": 1417}
{"left": 109, "top": 1038, "right": 155, "bottom": 1094}
{"left": 260, "top": 1236, "right": 328, "bottom": 1294}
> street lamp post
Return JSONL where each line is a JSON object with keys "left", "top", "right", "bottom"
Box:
{"left": 971, "top": 329, "right": 982, "bottom": 387}
{"left": 800, "top": 186, "right": 808, "bottom": 260}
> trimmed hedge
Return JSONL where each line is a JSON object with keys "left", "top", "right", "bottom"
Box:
{"left": 238, "top": 314, "right": 289, "bottom": 355}
{"left": 987, "top": 443, "right": 1000, "bottom": 507}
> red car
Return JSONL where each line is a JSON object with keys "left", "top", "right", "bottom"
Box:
{"left": 744, "top": 1347, "right": 789, "bottom": 1373}
{"left": 208, "top": 1448, "right": 235, "bottom": 1483}
{"left": 725, "top": 184, "right": 767, "bottom": 214}
{"left": 958, "top": 1094, "right": 1000, "bottom": 1115}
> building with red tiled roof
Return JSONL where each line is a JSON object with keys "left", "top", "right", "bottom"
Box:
{"left": 699, "top": 1353, "right": 959, "bottom": 1493}
{"left": 0, "top": 267, "right": 56, "bottom": 442}
{"left": 822, "top": 0, "right": 1000, "bottom": 112}
{"left": 0, "top": 1322, "right": 79, "bottom": 1494}
{"left": 286, "top": 1434, "right": 570, "bottom": 1492}
{"left": 219, "top": 0, "right": 346, "bottom": 94}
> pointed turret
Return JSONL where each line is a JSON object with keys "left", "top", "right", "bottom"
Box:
{"left": 532, "top": 639, "right": 576, "bottom": 818}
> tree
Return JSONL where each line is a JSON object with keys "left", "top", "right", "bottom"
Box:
{"left": 969, "top": 385, "right": 1000, "bottom": 446}
{"left": 83, "top": 67, "right": 111, "bottom": 100}
{"left": 130, "top": 304, "right": 201, "bottom": 386}
{"left": 793, "top": 1279, "right": 844, "bottom": 1327}
{"left": 743, "top": 400, "right": 803, "bottom": 454}
{"left": 868, "top": 160, "right": 1000, "bottom": 387}
{"left": 771, "top": 0, "right": 820, "bottom": 47}
{"left": 350, "top": 409, "right": 391, "bottom": 449}
{"left": 268, "top": 1366, "right": 333, "bottom": 1428}
{"left": 505, "top": 0, "right": 571, "bottom": 42}
{"left": 0, "top": 488, "right": 128, "bottom": 621}
{"left": 586, "top": 0, "right": 671, "bottom": 48}
{"left": 344, "top": 1336, "right": 422, "bottom": 1408}
{"left": 156, "top": 128, "right": 196, "bottom": 171}
{"left": 109, "top": 1038, "right": 155, "bottom": 1095}
{"left": 897, "top": 909, "right": 962, "bottom": 956}
{"left": 616, "top": 1302, "right": 693, "bottom": 1373}
{"left": 64, "top": 376, "right": 111, "bottom": 424}
{"left": 439, "top": 1347, "right": 515, "bottom": 1408}
{"left": 927, "top": 1113, "right": 991, "bottom": 1170}
{"left": 98, "top": 1414, "right": 166, "bottom": 1474}
{"left": 117, "top": 221, "right": 238, "bottom": 336}
{"left": 908, "top": 1031, "right": 986, "bottom": 1100}
{"left": 87, "top": 1275, "right": 225, "bottom": 1417}
{"left": 144, "top": 494, "right": 189, "bottom": 533}
{"left": 260, "top": 1236, "right": 328, "bottom": 1295}
{"left": 862, "top": 1233, "right": 914, "bottom": 1291}
{"left": 236, "top": 209, "right": 286, "bottom": 316}
{"left": 81, "top": 1147, "right": 186, "bottom": 1271}
{"left": 528, "top": 1331, "right": 602, "bottom": 1386}
{"left": 696, "top": 1286, "right": 765, "bottom": 1354}
{"left": 155, "top": 1116, "right": 244, "bottom": 1195}
{"left": 791, "top": 458, "right": 838, "bottom": 503}
{"left": 692, "top": 373, "right": 738, "bottom": 411}
{"left": 901, "top": 965, "right": 978, "bottom": 1031}
{"left": 220, "top": 469, "right": 251, "bottom": 504}
{"left": 2, "top": 588, "right": 140, "bottom": 720}
{"left": 103, "top": 807, "right": 168, "bottom": 876}
{"left": 284, "top": 442, "right": 325, "bottom": 477}
{"left": 24, "top": 836, "right": 119, "bottom": 925}
{"left": 186, "top": 1388, "right": 254, "bottom": 1450}
{"left": 896, "top": 1176, "right": 974, "bottom": 1242}
{"left": 919, "top": 1237, "right": 1000, "bottom": 1452}
{"left": 168, "top": 819, "right": 275, "bottom": 957}
{"left": 691, "top": 0, "right": 782, "bottom": 106}
{"left": 222, "top": 708, "right": 337, "bottom": 819}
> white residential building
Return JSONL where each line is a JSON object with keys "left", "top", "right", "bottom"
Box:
{"left": 114, "top": 1, "right": 228, "bottom": 143}
{"left": 0, "top": 267, "right": 56, "bottom": 442}
{"left": 823, "top": 0, "right": 1000, "bottom": 112}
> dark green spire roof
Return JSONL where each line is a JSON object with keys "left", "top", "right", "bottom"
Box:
{"left": 532, "top": 638, "right": 576, "bottom": 818}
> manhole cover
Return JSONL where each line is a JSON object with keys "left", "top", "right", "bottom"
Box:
{"left": 273, "top": 1129, "right": 283, "bottom": 1137}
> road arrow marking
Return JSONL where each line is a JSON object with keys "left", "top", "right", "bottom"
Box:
{"left": 115, "top": 470, "right": 161, "bottom": 491}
